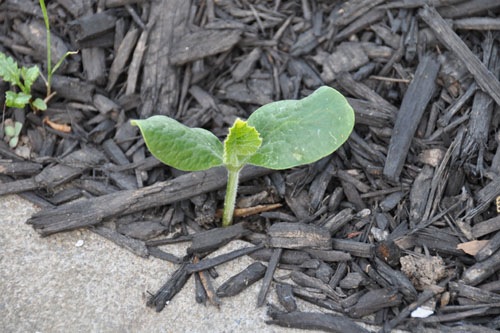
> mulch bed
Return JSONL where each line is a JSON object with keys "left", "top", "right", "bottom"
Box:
{"left": 2, "top": 0, "right": 500, "bottom": 332}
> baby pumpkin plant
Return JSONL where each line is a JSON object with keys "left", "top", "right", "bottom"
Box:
{"left": 131, "top": 86, "right": 355, "bottom": 227}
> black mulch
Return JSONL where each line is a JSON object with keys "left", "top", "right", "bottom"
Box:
{"left": 1, "top": 1, "right": 500, "bottom": 332}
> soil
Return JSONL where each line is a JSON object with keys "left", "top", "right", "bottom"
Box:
{"left": 1, "top": 1, "right": 500, "bottom": 332}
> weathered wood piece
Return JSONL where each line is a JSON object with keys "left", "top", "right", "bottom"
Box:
{"left": 170, "top": 29, "right": 241, "bottom": 65}
{"left": 14, "top": 20, "right": 70, "bottom": 67}
{"left": 27, "top": 166, "right": 271, "bottom": 236}
{"left": 337, "top": 73, "right": 397, "bottom": 114}
{"left": 475, "top": 230, "right": 500, "bottom": 262}
{"left": 257, "top": 248, "right": 282, "bottom": 307}
{"left": 454, "top": 17, "right": 500, "bottom": 30}
{"left": 82, "top": 48, "right": 106, "bottom": 85}
{"left": 304, "top": 249, "right": 352, "bottom": 262}
{"left": 466, "top": 176, "right": 500, "bottom": 219}
{"left": 249, "top": 248, "right": 311, "bottom": 265}
{"left": 216, "top": 262, "right": 267, "bottom": 298}
{"left": 116, "top": 220, "right": 167, "bottom": 240}
{"left": 331, "top": 239, "right": 373, "bottom": 258}
{"left": 472, "top": 215, "right": 500, "bottom": 238}
{"left": 92, "top": 225, "right": 148, "bottom": 258}
{"left": 0, "top": 147, "right": 107, "bottom": 196}
{"left": 267, "top": 222, "right": 332, "bottom": 250}
{"left": 462, "top": 248, "right": 500, "bottom": 286}
{"left": 290, "top": 271, "right": 340, "bottom": 301}
{"left": 383, "top": 54, "right": 440, "bottom": 181}
{"left": 346, "top": 288, "right": 402, "bottom": 318}
{"left": 33, "top": 75, "right": 94, "bottom": 103}
{"left": 439, "top": 0, "right": 500, "bottom": 18}
{"left": 198, "top": 266, "right": 221, "bottom": 307}
{"left": 139, "top": 0, "right": 190, "bottom": 117}
{"left": 374, "top": 257, "right": 417, "bottom": 301}
{"left": 185, "top": 243, "right": 264, "bottom": 274}
{"left": 313, "top": 42, "right": 369, "bottom": 82}
{"left": 0, "top": 161, "right": 42, "bottom": 176}
{"left": 450, "top": 282, "right": 500, "bottom": 304}
{"left": 147, "top": 263, "right": 191, "bottom": 312}
{"left": 419, "top": 5, "right": 500, "bottom": 106}
{"left": 106, "top": 27, "right": 140, "bottom": 91}
{"left": 147, "top": 247, "right": 182, "bottom": 264}
{"left": 69, "top": 12, "right": 116, "bottom": 47}
{"left": 266, "top": 310, "right": 370, "bottom": 333}
{"left": 275, "top": 283, "right": 297, "bottom": 312}
{"left": 187, "top": 223, "right": 251, "bottom": 255}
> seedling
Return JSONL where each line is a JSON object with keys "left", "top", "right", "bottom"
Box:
{"left": 3, "top": 119, "right": 23, "bottom": 148}
{"left": 39, "top": 0, "right": 78, "bottom": 99}
{"left": 0, "top": 1, "right": 77, "bottom": 113}
{"left": 132, "top": 86, "right": 355, "bottom": 227}
{"left": 0, "top": 52, "right": 47, "bottom": 111}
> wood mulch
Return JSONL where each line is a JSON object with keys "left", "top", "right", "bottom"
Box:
{"left": 1, "top": 0, "right": 500, "bottom": 331}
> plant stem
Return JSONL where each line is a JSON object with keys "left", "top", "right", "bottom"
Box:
{"left": 39, "top": 0, "right": 52, "bottom": 96}
{"left": 222, "top": 167, "right": 241, "bottom": 227}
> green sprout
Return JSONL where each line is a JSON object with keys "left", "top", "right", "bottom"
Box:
{"left": 0, "top": 52, "right": 47, "bottom": 111}
{"left": 39, "top": 0, "right": 78, "bottom": 100}
{"left": 3, "top": 119, "right": 23, "bottom": 148}
{"left": 0, "top": 1, "right": 77, "bottom": 112}
{"left": 131, "top": 86, "right": 355, "bottom": 227}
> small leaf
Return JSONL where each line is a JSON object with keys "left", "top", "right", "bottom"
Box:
{"left": 4, "top": 125, "right": 15, "bottom": 137}
{"left": 32, "top": 98, "right": 47, "bottom": 111}
{"left": 0, "top": 52, "right": 22, "bottom": 86}
{"left": 247, "top": 86, "right": 355, "bottom": 170}
{"left": 9, "top": 136, "right": 19, "bottom": 148}
{"left": 21, "top": 65, "right": 40, "bottom": 92}
{"left": 223, "top": 118, "right": 262, "bottom": 170}
{"left": 131, "top": 115, "right": 224, "bottom": 171}
{"left": 5, "top": 91, "right": 31, "bottom": 109}
{"left": 13, "top": 121, "right": 23, "bottom": 136}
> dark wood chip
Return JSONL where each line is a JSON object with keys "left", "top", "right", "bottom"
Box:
{"left": 216, "top": 262, "right": 267, "bottom": 298}
{"left": 266, "top": 310, "right": 370, "bottom": 333}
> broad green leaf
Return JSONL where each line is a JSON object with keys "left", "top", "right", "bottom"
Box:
{"left": 21, "top": 65, "right": 40, "bottom": 92}
{"left": 131, "top": 115, "right": 224, "bottom": 171}
{"left": 32, "top": 98, "right": 47, "bottom": 111}
{"left": 223, "top": 118, "right": 262, "bottom": 170}
{"left": 5, "top": 91, "right": 31, "bottom": 109}
{"left": 0, "top": 52, "right": 22, "bottom": 87}
{"left": 247, "top": 86, "right": 355, "bottom": 170}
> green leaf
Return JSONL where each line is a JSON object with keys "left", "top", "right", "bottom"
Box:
{"left": 131, "top": 115, "right": 224, "bottom": 171}
{"left": 247, "top": 86, "right": 355, "bottom": 170}
{"left": 4, "top": 125, "right": 15, "bottom": 137}
{"left": 0, "top": 52, "right": 22, "bottom": 87}
{"left": 9, "top": 136, "right": 19, "bottom": 148}
{"left": 5, "top": 91, "right": 31, "bottom": 109}
{"left": 13, "top": 121, "right": 23, "bottom": 136}
{"left": 21, "top": 65, "right": 40, "bottom": 92}
{"left": 223, "top": 118, "right": 262, "bottom": 170}
{"left": 32, "top": 98, "right": 47, "bottom": 111}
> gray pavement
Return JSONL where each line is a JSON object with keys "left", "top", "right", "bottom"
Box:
{"left": 0, "top": 194, "right": 314, "bottom": 333}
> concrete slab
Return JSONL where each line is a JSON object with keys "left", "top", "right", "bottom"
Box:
{"left": 0, "top": 194, "right": 316, "bottom": 333}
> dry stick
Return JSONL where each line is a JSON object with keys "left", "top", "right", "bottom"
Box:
{"left": 185, "top": 243, "right": 265, "bottom": 274}
{"left": 383, "top": 53, "right": 440, "bottom": 181}
{"left": 27, "top": 166, "right": 272, "bottom": 236}
{"left": 418, "top": 5, "right": 500, "bottom": 106}
{"left": 257, "top": 248, "right": 282, "bottom": 307}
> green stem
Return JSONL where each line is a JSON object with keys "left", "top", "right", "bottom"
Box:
{"left": 222, "top": 167, "right": 241, "bottom": 227}
{"left": 39, "top": 0, "right": 52, "bottom": 96}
